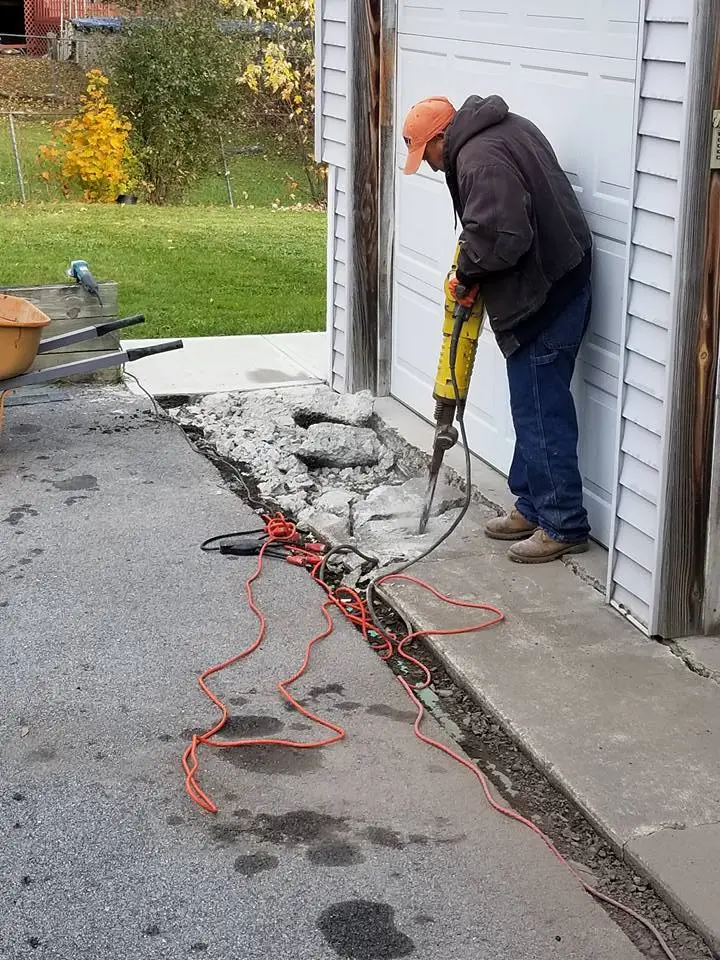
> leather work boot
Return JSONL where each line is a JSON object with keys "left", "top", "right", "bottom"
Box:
{"left": 484, "top": 509, "right": 538, "bottom": 541}
{"left": 508, "top": 529, "right": 588, "bottom": 564}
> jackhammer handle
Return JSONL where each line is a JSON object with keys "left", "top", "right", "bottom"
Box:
{"left": 125, "top": 340, "right": 184, "bottom": 362}
{"left": 96, "top": 314, "right": 145, "bottom": 336}
{"left": 453, "top": 302, "right": 473, "bottom": 323}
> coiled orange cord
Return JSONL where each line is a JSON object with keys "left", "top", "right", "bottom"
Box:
{"left": 182, "top": 512, "right": 503, "bottom": 813}
{"left": 182, "top": 512, "right": 677, "bottom": 960}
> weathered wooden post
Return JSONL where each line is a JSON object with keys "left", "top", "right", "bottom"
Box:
{"left": 345, "top": 0, "right": 381, "bottom": 394}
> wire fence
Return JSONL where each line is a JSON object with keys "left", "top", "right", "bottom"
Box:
{"left": 0, "top": 111, "right": 312, "bottom": 207}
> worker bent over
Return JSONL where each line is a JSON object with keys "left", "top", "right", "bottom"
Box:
{"left": 403, "top": 95, "right": 592, "bottom": 563}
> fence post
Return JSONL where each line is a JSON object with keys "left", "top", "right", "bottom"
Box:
{"left": 219, "top": 134, "right": 234, "bottom": 208}
{"left": 8, "top": 114, "right": 26, "bottom": 203}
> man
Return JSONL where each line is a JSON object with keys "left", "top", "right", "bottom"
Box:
{"left": 403, "top": 95, "right": 593, "bottom": 563}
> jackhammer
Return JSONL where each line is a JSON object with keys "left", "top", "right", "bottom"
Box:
{"left": 418, "top": 250, "right": 484, "bottom": 534}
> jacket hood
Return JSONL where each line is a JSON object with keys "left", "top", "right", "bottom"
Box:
{"left": 444, "top": 95, "right": 509, "bottom": 168}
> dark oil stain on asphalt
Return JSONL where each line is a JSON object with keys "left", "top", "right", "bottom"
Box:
{"left": 222, "top": 714, "right": 284, "bottom": 738}
{"left": 307, "top": 683, "right": 345, "bottom": 700}
{"left": 28, "top": 748, "right": 56, "bottom": 763}
{"left": 52, "top": 474, "right": 99, "bottom": 492}
{"left": 336, "top": 701, "right": 363, "bottom": 713}
{"left": 3, "top": 504, "right": 38, "bottom": 526}
{"left": 234, "top": 852, "right": 279, "bottom": 877}
{"left": 142, "top": 924, "right": 161, "bottom": 937}
{"left": 190, "top": 943, "right": 209, "bottom": 952}
{"left": 232, "top": 809, "right": 349, "bottom": 847}
{"left": 366, "top": 704, "right": 418, "bottom": 723}
{"left": 317, "top": 901, "right": 415, "bottom": 959}
{"left": 213, "top": 809, "right": 351, "bottom": 850}
{"left": 229, "top": 696, "right": 249, "bottom": 707}
{"left": 222, "top": 744, "right": 322, "bottom": 776}
{"left": 307, "top": 840, "right": 365, "bottom": 867}
{"left": 166, "top": 815, "right": 184, "bottom": 826}
{"left": 64, "top": 496, "right": 89, "bottom": 507}
{"left": 365, "top": 827, "right": 404, "bottom": 850}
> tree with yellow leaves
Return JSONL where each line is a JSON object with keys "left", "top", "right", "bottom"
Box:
{"left": 39, "top": 70, "right": 137, "bottom": 203}
{"left": 234, "top": 0, "right": 326, "bottom": 203}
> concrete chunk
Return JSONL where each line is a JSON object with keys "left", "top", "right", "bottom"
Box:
{"left": 315, "top": 488, "right": 357, "bottom": 517}
{"left": 296, "top": 507, "right": 351, "bottom": 543}
{"left": 292, "top": 387, "right": 374, "bottom": 427}
{"left": 353, "top": 477, "right": 464, "bottom": 533}
{"left": 297, "top": 423, "right": 381, "bottom": 468}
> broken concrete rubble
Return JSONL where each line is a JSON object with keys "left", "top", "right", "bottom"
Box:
{"left": 292, "top": 387, "right": 374, "bottom": 427}
{"left": 352, "top": 476, "right": 465, "bottom": 532}
{"left": 297, "top": 422, "right": 381, "bottom": 468}
{"left": 174, "top": 384, "right": 465, "bottom": 575}
{"left": 315, "top": 488, "right": 357, "bottom": 516}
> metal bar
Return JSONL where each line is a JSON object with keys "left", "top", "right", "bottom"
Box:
{"left": 0, "top": 340, "right": 183, "bottom": 391}
{"left": 35, "top": 314, "right": 146, "bottom": 354}
{"left": 7, "top": 114, "right": 26, "bottom": 203}
{"left": 219, "top": 134, "right": 234, "bottom": 208}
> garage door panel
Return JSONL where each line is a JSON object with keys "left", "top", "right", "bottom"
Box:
{"left": 463, "top": 333, "right": 515, "bottom": 473}
{"left": 585, "top": 235, "right": 626, "bottom": 365}
{"left": 574, "top": 379, "right": 617, "bottom": 546}
{"left": 395, "top": 173, "right": 455, "bottom": 288}
{"left": 391, "top": 284, "right": 447, "bottom": 431}
{"left": 398, "top": 37, "right": 635, "bottom": 228}
{"left": 398, "top": 0, "right": 639, "bottom": 59}
{"left": 391, "top": 4, "right": 640, "bottom": 548}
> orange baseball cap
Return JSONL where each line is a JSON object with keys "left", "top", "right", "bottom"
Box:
{"left": 402, "top": 96, "right": 456, "bottom": 175}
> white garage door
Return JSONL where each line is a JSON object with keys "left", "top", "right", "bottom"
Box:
{"left": 390, "top": 1, "right": 640, "bottom": 546}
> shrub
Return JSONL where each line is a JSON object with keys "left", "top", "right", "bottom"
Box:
{"left": 107, "top": 1, "right": 242, "bottom": 203}
{"left": 38, "top": 69, "right": 137, "bottom": 202}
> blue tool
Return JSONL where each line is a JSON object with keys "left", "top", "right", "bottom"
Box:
{"left": 66, "top": 259, "right": 102, "bottom": 304}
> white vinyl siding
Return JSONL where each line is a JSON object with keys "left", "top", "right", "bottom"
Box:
{"left": 316, "top": 0, "right": 348, "bottom": 391}
{"left": 608, "top": 0, "right": 692, "bottom": 629}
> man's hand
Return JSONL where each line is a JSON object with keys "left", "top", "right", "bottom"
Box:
{"left": 448, "top": 272, "right": 480, "bottom": 308}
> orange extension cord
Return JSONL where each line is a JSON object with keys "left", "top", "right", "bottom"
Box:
{"left": 182, "top": 513, "right": 677, "bottom": 960}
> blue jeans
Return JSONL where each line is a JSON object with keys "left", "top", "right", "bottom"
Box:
{"left": 505, "top": 281, "right": 592, "bottom": 543}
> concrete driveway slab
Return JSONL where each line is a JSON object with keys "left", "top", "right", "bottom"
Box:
{"left": 380, "top": 522, "right": 720, "bottom": 952}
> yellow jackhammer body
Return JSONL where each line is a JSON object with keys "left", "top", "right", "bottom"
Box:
{"left": 418, "top": 250, "right": 484, "bottom": 533}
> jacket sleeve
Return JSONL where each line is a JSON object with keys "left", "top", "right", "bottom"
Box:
{"left": 455, "top": 161, "right": 534, "bottom": 285}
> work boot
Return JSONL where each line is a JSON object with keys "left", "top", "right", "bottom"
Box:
{"left": 485, "top": 509, "right": 538, "bottom": 541}
{"left": 508, "top": 529, "right": 588, "bottom": 564}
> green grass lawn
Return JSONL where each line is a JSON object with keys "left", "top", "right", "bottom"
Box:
{"left": 0, "top": 116, "right": 313, "bottom": 208}
{"left": 0, "top": 203, "right": 326, "bottom": 338}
